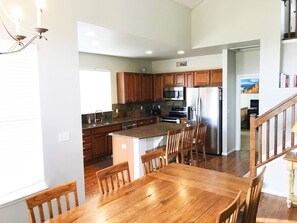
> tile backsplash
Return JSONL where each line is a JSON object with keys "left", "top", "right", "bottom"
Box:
{"left": 81, "top": 100, "right": 186, "bottom": 124}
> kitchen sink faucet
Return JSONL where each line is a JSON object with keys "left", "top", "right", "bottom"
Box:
{"left": 94, "top": 110, "right": 104, "bottom": 123}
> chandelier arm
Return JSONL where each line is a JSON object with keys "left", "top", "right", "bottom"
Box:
{"left": 0, "top": 34, "right": 46, "bottom": 55}
{"left": 0, "top": 16, "right": 18, "bottom": 41}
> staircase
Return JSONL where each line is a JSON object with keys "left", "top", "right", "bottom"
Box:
{"left": 249, "top": 93, "right": 297, "bottom": 179}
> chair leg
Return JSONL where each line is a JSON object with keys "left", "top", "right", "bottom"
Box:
{"left": 194, "top": 148, "right": 198, "bottom": 167}
{"left": 202, "top": 145, "right": 206, "bottom": 167}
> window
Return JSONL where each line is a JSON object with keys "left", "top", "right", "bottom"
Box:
{"left": 79, "top": 69, "right": 112, "bottom": 114}
{"left": 0, "top": 40, "right": 44, "bottom": 205}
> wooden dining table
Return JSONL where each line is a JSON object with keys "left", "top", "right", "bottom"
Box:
{"left": 46, "top": 163, "right": 252, "bottom": 223}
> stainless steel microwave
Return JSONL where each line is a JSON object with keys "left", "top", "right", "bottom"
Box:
{"left": 163, "top": 87, "right": 185, "bottom": 100}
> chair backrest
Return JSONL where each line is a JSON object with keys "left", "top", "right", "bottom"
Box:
{"left": 215, "top": 191, "right": 241, "bottom": 223}
{"left": 96, "top": 161, "right": 131, "bottom": 195}
{"left": 165, "top": 128, "right": 182, "bottom": 164}
{"left": 242, "top": 166, "right": 266, "bottom": 223}
{"left": 195, "top": 122, "right": 207, "bottom": 149}
{"left": 25, "top": 181, "right": 79, "bottom": 223}
{"left": 141, "top": 148, "right": 166, "bottom": 175}
{"left": 180, "top": 125, "right": 196, "bottom": 164}
{"left": 181, "top": 125, "right": 196, "bottom": 153}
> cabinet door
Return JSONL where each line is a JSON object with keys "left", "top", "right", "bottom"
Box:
{"left": 194, "top": 70, "right": 210, "bottom": 86}
{"left": 133, "top": 73, "right": 142, "bottom": 102}
{"left": 124, "top": 73, "right": 134, "bottom": 102}
{"left": 141, "top": 74, "right": 153, "bottom": 101}
{"left": 93, "top": 134, "right": 108, "bottom": 158}
{"left": 163, "top": 73, "right": 174, "bottom": 87}
{"left": 154, "top": 74, "right": 163, "bottom": 101}
{"left": 210, "top": 69, "right": 222, "bottom": 86}
{"left": 185, "top": 72, "right": 194, "bottom": 88}
{"left": 174, "top": 73, "right": 185, "bottom": 87}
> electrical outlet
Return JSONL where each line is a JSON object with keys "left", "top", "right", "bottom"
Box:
{"left": 115, "top": 108, "right": 118, "bottom": 113}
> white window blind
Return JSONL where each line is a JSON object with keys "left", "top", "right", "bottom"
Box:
{"left": 79, "top": 69, "right": 112, "bottom": 114}
{"left": 0, "top": 40, "right": 44, "bottom": 205}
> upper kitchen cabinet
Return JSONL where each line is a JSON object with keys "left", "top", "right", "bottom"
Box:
{"left": 141, "top": 74, "right": 154, "bottom": 101}
{"left": 193, "top": 69, "right": 222, "bottom": 87}
{"left": 194, "top": 70, "right": 210, "bottom": 86}
{"left": 174, "top": 72, "right": 185, "bottom": 87}
{"left": 117, "top": 72, "right": 141, "bottom": 104}
{"left": 163, "top": 73, "right": 185, "bottom": 87}
{"left": 209, "top": 69, "right": 222, "bottom": 86}
{"left": 154, "top": 74, "right": 163, "bottom": 101}
{"left": 163, "top": 73, "right": 174, "bottom": 87}
{"left": 185, "top": 71, "right": 194, "bottom": 88}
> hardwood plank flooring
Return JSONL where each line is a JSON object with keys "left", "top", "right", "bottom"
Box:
{"left": 84, "top": 152, "right": 297, "bottom": 222}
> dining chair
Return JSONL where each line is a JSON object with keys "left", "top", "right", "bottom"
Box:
{"left": 96, "top": 161, "right": 131, "bottom": 195}
{"left": 240, "top": 166, "right": 266, "bottom": 223}
{"left": 141, "top": 148, "right": 166, "bottom": 175}
{"left": 179, "top": 125, "right": 196, "bottom": 165}
{"left": 193, "top": 122, "right": 207, "bottom": 166}
{"left": 164, "top": 128, "right": 182, "bottom": 165}
{"left": 25, "top": 181, "right": 79, "bottom": 223}
{"left": 215, "top": 191, "right": 242, "bottom": 223}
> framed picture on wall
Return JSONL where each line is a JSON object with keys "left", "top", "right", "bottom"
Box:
{"left": 240, "top": 78, "right": 259, "bottom": 94}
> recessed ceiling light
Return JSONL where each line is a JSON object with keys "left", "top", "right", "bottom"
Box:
{"left": 85, "top": 31, "right": 95, "bottom": 36}
{"left": 91, "top": 41, "right": 99, "bottom": 46}
{"left": 177, "top": 50, "right": 185, "bottom": 55}
{"left": 145, "top": 50, "right": 153, "bottom": 55}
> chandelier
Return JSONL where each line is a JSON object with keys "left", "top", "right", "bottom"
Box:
{"left": 0, "top": 0, "right": 48, "bottom": 55}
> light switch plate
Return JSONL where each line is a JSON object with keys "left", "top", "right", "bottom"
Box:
{"left": 58, "top": 131, "right": 70, "bottom": 142}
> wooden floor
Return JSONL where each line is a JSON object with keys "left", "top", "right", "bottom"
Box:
{"left": 84, "top": 151, "right": 297, "bottom": 223}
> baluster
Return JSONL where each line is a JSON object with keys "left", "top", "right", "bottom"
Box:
{"left": 258, "top": 125, "right": 263, "bottom": 164}
{"left": 274, "top": 115, "right": 278, "bottom": 156}
{"left": 291, "top": 104, "right": 295, "bottom": 146}
{"left": 283, "top": 110, "right": 287, "bottom": 151}
{"left": 266, "top": 121, "right": 270, "bottom": 160}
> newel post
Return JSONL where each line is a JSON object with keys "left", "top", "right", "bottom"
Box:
{"left": 250, "top": 114, "right": 257, "bottom": 177}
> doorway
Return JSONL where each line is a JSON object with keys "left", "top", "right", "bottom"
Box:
{"left": 237, "top": 75, "right": 259, "bottom": 151}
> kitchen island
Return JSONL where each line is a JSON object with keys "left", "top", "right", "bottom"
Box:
{"left": 110, "top": 122, "right": 186, "bottom": 180}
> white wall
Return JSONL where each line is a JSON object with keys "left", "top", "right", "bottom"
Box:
{"left": 0, "top": 0, "right": 191, "bottom": 222}
{"left": 79, "top": 53, "right": 152, "bottom": 104}
{"left": 152, "top": 54, "right": 222, "bottom": 73}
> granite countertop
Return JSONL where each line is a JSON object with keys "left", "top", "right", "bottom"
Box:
{"left": 110, "top": 122, "right": 187, "bottom": 139}
{"left": 82, "top": 115, "right": 159, "bottom": 130}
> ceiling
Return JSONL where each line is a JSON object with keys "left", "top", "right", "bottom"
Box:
{"left": 77, "top": 0, "right": 259, "bottom": 61}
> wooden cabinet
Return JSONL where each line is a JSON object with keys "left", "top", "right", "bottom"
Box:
{"left": 82, "top": 129, "right": 93, "bottom": 163}
{"left": 141, "top": 74, "right": 153, "bottom": 101}
{"left": 117, "top": 72, "right": 141, "bottom": 104}
{"left": 154, "top": 74, "right": 163, "bottom": 101}
{"left": 137, "top": 117, "right": 158, "bottom": 127}
{"left": 185, "top": 71, "right": 194, "bottom": 88}
{"left": 163, "top": 73, "right": 174, "bottom": 87}
{"left": 82, "top": 124, "right": 121, "bottom": 165}
{"left": 193, "top": 69, "right": 222, "bottom": 87}
{"left": 174, "top": 72, "right": 185, "bottom": 86}
{"left": 194, "top": 70, "right": 210, "bottom": 86}
{"left": 163, "top": 72, "right": 185, "bottom": 87}
{"left": 210, "top": 69, "right": 222, "bottom": 86}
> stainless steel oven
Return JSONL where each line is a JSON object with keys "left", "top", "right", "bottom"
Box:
{"left": 160, "top": 107, "right": 187, "bottom": 123}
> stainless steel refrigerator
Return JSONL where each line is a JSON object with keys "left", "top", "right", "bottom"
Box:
{"left": 186, "top": 87, "right": 222, "bottom": 155}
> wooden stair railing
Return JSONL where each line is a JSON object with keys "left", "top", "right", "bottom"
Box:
{"left": 249, "top": 92, "right": 297, "bottom": 177}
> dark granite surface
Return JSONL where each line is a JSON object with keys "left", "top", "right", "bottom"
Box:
{"left": 82, "top": 115, "right": 159, "bottom": 130}
{"left": 110, "top": 122, "right": 187, "bottom": 139}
